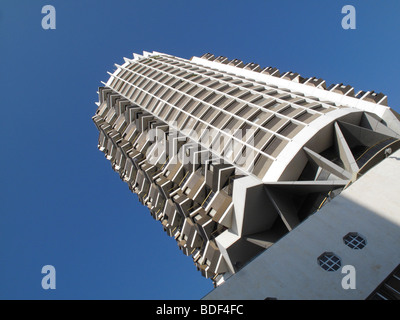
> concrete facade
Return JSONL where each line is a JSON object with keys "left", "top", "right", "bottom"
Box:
{"left": 93, "top": 51, "right": 400, "bottom": 296}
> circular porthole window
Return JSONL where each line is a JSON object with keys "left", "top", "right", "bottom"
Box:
{"left": 343, "top": 232, "right": 367, "bottom": 250}
{"left": 317, "top": 252, "right": 342, "bottom": 271}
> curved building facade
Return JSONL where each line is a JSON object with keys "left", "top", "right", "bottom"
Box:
{"left": 93, "top": 51, "right": 400, "bottom": 294}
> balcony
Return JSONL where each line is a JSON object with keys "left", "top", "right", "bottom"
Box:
{"left": 162, "top": 199, "right": 181, "bottom": 228}
{"left": 179, "top": 218, "right": 203, "bottom": 256}
{"left": 122, "top": 159, "right": 138, "bottom": 183}
{"left": 362, "top": 91, "right": 388, "bottom": 106}
{"left": 112, "top": 149, "right": 126, "bottom": 173}
{"left": 281, "top": 71, "right": 301, "bottom": 82}
{"left": 331, "top": 83, "right": 355, "bottom": 97}
{"left": 200, "top": 53, "right": 215, "bottom": 61}
{"left": 122, "top": 122, "right": 139, "bottom": 143}
{"left": 133, "top": 170, "right": 150, "bottom": 199}
{"left": 191, "top": 208, "right": 217, "bottom": 241}
{"left": 132, "top": 132, "right": 151, "bottom": 154}
{"left": 172, "top": 192, "right": 193, "bottom": 217}
{"left": 196, "top": 240, "right": 228, "bottom": 279}
{"left": 261, "top": 66, "right": 280, "bottom": 77}
{"left": 162, "top": 159, "right": 184, "bottom": 185}
{"left": 181, "top": 171, "right": 205, "bottom": 204}
{"left": 206, "top": 190, "right": 233, "bottom": 228}
{"left": 204, "top": 162, "right": 235, "bottom": 192}
{"left": 243, "top": 62, "right": 261, "bottom": 72}
{"left": 154, "top": 175, "right": 173, "bottom": 198}
{"left": 303, "top": 77, "right": 326, "bottom": 89}
{"left": 227, "top": 59, "right": 244, "bottom": 68}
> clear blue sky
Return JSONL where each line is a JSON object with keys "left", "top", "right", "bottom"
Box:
{"left": 1, "top": 0, "right": 399, "bottom": 300}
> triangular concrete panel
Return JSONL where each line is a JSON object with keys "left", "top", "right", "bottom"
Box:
{"left": 337, "top": 120, "right": 394, "bottom": 149}
{"left": 360, "top": 113, "right": 400, "bottom": 139}
{"left": 334, "top": 122, "right": 359, "bottom": 173}
{"left": 304, "top": 147, "right": 352, "bottom": 180}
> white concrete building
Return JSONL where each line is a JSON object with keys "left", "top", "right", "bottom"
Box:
{"left": 93, "top": 51, "right": 400, "bottom": 299}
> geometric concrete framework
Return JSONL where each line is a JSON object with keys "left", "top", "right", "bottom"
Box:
{"left": 93, "top": 51, "right": 400, "bottom": 297}
{"left": 204, "top": 149, "right": 400, "bottom": 299}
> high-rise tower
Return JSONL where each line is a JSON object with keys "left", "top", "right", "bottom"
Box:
{"left": 93, "top": 51, "right": 400, "bottom": 299}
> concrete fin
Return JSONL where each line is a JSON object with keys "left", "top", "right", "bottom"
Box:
{"left": 334, "top": 122, "right": 359, "bottom": 173}
{"left": 218, "top": 204, "right": 233, "bottom": 229}
{"left": 304, "top": 147, "right": 352, "bottom": 180}
{"left": 361, "top": 113, "right": 400, "bottom": 139}
{"left": 264, "top": 187, "right": 300, "bottom": 231}
{"left": 245, "top": 224, "right": 287, "bottom": 249}
{"left": 245, "top": 235, "right": 275, "bottom": 249}
{"left": 337, "top": 120, "right": 394, "bottom": 149}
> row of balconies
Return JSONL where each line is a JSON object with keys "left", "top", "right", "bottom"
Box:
{"left": 94, "top": 88, "right": 236, "bottom": 281}
{"left": 122, "top": 57, "right": 329, "bottom": 130}
{"left": 200, "top": 53, "right": 387, "bottom": 105}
